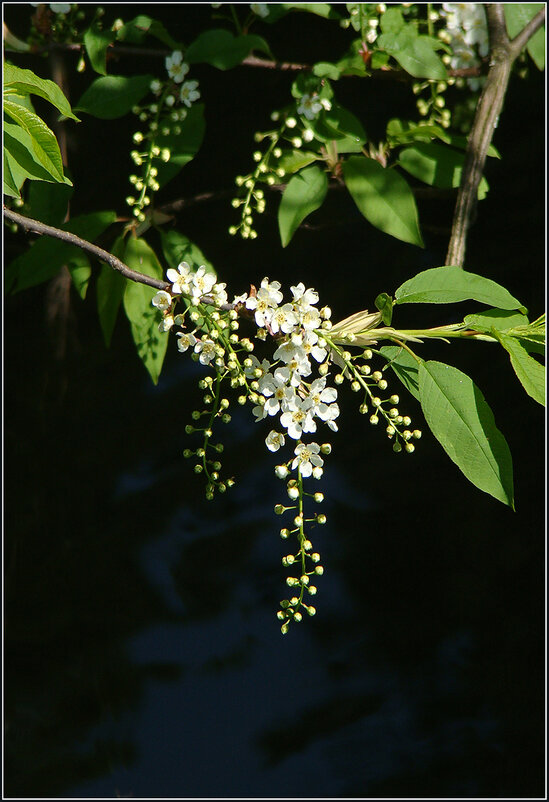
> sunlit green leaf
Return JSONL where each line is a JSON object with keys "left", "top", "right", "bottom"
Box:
{"left": 464, "top": 309, "right": 529, "bottom": 333}
{"left": 343, "top": 155, "right": 424, "bottom": 247}
{"left": 395, "top": 266, "right": 526, "bottom": 312}
{"left": 492, "top": 331, "right": 545, "bottom": 406}
{"left": 399, "top": 142, "right": 488, "bottom": 199}
{"left": 4, "top": 101, "right": 71, "bottom": 184}
{"left": 3, "top": 64, "right": 80, "bottom": 121}
{"left": 379, "top": 345, "right": 420, "bottom": 399}
{"left": 278, "top": 165, "right": 328, "bottom": 247}
{"left": 419, "top": 361, "right": 514, "bottom": 507}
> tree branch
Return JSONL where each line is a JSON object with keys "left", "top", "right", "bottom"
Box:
{"left": 509, "top": 7, "right": 546, "bottom": 58}
{"left": 15, "top": 38, "right": 487, "bottom": 81}
{"left": 445, "top": 3, "right": 545, "bottom": 267}
{"left": 3, "top": 207, "right": 169, "bottom": 292}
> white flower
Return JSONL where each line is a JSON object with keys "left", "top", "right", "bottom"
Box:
{"left": 251, "top": 3, "right": 269, "bottom": 17}
{"left": 302, "top": 330, "right": 327, "bottom": 363}
{"left": 167, "top": 261, "right": 193, "bottom": 295}
{"left": 273, "top": 338, "right": 311, "bottom": 384}
{"left": 194, "top": 338, "right": 216, "bottom": 365}
{"left": 212, "top": 282, "right": 228, "bottom": 307}
{"left": 151, "top": 290, "right": 172, "bottom": 312}
{"left": 297, "top": 93, "right": 323, "bottom": 121}
{"left": 150, "top": 79, "right": 162, "bottom": 94}
{"left": 165, "top": 51, "right": 189, "bottom": 84}
{"left": 245, "top": 278, "right": 283, "bottom": 328}
{"left": 280, "top": 397, "right": 317, "bottom": 440}
{"left": 291, "top": 442, "right": 324, "bottom": 478}
{"left": 304, "top": 377, "right": 338, "bottom": 422}
{"left": 269, "top": 303, "right": 299, "bottom": 335}
{"left": 266, "top": 430, "right": 286, "bottom": 452}
{"left": 50, "top": 4, "right": 71, "bottom": 14}
{"left": 291, "top": 282, "right": 319, "bottom": 308}
{"left": 180, "top": 80, "right": 200, "bottom": 107}
{"left": 323, "top": 402, "right": 340, "bottom": 432}
{"left": 259, "top": 367, "right": 295, "bottom": 416}
{"left": 299, "top": 305, "right": 321, "bottom": 331}
{"left": 176, "top": 331, "right": 197, "bottom": 353}
{"left": 190, "top": 265, "right": 216, "bottom": 302}
{"left": 159, "top": 315, "right": 175, "bottom": 332}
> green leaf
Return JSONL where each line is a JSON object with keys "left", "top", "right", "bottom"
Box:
{"left": 75, "top": 74, "right": 154, "bottom": 119}
{"left": 4, "top": 101, "right": 71, "bottom": 185}
{"left": 380, "top": 7, "right": 406, "bottom": 34}
{"left": 386, "top": 118, "right": 451, "bottom": 146}
{"left": 122, "top": 238, "right": 168, "bottom": 384}
{"left": 153, "top": 104, "right": 206, "bottom": 188}
{"left": 319, "top": 104, "right": 367, "bottom": 151}
{"left": 419, "top": 361, "right": 514, "bottom": 507}
{"left": 342, "top": 155, "right": 424, "bottom": 247}
{"left": 67, "top": 253, "right": 92, "bottom": 299}
{"left": 276, "top": 149, "right": 319, "bottom": 174}
{"left": 3, "top": 149, "right": 22, "bottom": 198}
{"left": 393, "top": 36, "right": 448, "bottom": 80}
{"left": 463, "top": 308, "right": 529, "bottom": 333}
{"left": 3, "top": 123, "right": 58, "bottom": 187}
{"left": 395, "top": 266, "right": 526, "bottom": 312}
{"left": 313, "top": 61, "right": 342, "bottom": 80}
{"left": 379, "top": 345, "right": 420, "bottom": 399}
{"left": 83, "top": 22, "right": 113, "bottom": 75}
{"left": 3, "top": 64, "right": 80, "bottom": 121}
{"left": 115, "top": 15, "right": 182, "bottom": 50}
{"left": 443, "top": 133, "right": 500, "bottom": 158}
{"left": 160, "top": 230, "right": 215, "bottom": 276}
{"left": 27, "top": 179, "right": 73, "bottom": 227}
{"left": 6, "top": 211, "right": 117, "bottom": 293}
{"left": 374, "top": 292, "right": 393, "bottom": 325}
{"left": 399, "top": 142, "right": 488, "bottom": 199}
{"left": 278, "top": 165, "right": 328, "bottom": 247}
{"left": 492, "top": 331, "right": 545, "bottom": 406}
{"left": 97, "top": 236, "right": 127, "bottom": 347}
{"left": 265, "top": 3, "right": 339, "bottom": 20}
{"left": 186, "top": 30, "right": 271, "bottom": 69}
{"left": 504, "top": 4, "right": 545, "bottom": 70}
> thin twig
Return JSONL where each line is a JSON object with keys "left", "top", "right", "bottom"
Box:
{"left": 3, "top": 207, "right": 170, "bottom": 291}
{"left": 445, "top": 3, "right": 545, "bottom": 267}
{"left": 15, "top": 38, "right": 487, "bottom": 80}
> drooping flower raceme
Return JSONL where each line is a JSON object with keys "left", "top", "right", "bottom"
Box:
{"left": 152, "top": 265, "right": 418, "bottom": 633}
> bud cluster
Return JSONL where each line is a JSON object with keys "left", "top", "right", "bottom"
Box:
{"left": 126, "top": 50, "right": 201, "bottom": 223}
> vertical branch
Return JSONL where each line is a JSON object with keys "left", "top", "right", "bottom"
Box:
{"left": 446, "top": 3, "right": 545, "bottom": 267}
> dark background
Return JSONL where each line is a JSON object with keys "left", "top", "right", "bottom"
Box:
{"left": 4, "top": 4, "right": 545, "bottom": 798}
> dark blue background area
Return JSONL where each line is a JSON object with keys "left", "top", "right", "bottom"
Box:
{"left": 4, "top": 4, "right": 545, "bottom": 799}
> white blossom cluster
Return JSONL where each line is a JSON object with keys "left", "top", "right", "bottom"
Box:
{"left": 439, "top": 3, "right": 489, "bottom": 90}
{"left": 152, "top": 266, "right": 419, "bottom": 632}
{"left": 243, "top": 278, "right": 339, "bottom": 471}
{"left": 164, "top": 51, "right": 201, "bottom": 108}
